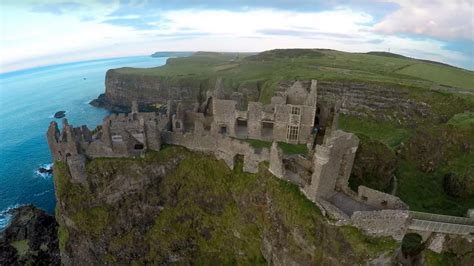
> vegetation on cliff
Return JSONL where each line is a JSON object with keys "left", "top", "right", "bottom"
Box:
{"left": 54, "top": 146, "right": 398, "bottom": 264}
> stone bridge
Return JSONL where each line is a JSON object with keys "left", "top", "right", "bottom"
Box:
{"left": 408, "top": 211, "right": 474, "bottom": 235}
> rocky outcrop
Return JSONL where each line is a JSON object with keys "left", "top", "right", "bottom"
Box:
{"left": 0, "top": 205, "right": 60, "bottom": 265}
{"left": 54, "top": 111, "right": 66, "bottom": 119}
{"left": 315, "top": 81, "right": 431, "bottom": 122}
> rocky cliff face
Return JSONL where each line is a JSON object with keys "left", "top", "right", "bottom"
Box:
{"left": 91, "top": 70, "right": 205, "bottom": 110}
{"left": 0, "top": 205, "right": 60, "bottom": 265}
{"left": 96, "top": 71, "right": 430, "bottom": 123}
{"left": 316, "top": 81, "right": 431, "bottom": 122}
{"left": 53, "top": 146, "right": 400, "bottom": 265}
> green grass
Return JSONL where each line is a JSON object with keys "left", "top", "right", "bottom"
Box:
{"left": 423, "top": 250, "right": 459, "bottom": 266}
{"left": 339, "top": 226, "right": 397, "bottom": 257}
{"left": 58, "top": 225, "right": 69, "bottom": 252}
{"left": 243, "top": 138, "right": 308, "bottom": 155}
{"left": 395, "top": 161, "right": 474, "bottom": 216}
{"left": 339, "top": 115, "right": 411, "bottom": 149}
{"left": 278, "top": 142, "right": 308, "bottom": 155}
{"left": 11, "top": 240, "right": 29, "bottom": 256}
{"left": 447, "top": 112, "right": 474, "bottom": 129}
{"left": 72, "top": 207, "right": 110, "bottom": 237}
{"left": 396, "top": 63, "right": 474, "bottom": 89}
{"left": 243, "top": 138, "right": 272, "bottom": 149}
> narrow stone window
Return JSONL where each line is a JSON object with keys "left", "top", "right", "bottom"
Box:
{"left": 134, "top": 144, "right": 144, "bottom": 150}
{"left": 175, "top": 121, "right": 181, "bottom": 129}
{"left": 219, "top": 125, "right": 227, "bottom": 135}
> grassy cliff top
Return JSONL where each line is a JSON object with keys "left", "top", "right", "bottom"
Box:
{"left": 115, "top": 49, "right": 474, "bottom": 96}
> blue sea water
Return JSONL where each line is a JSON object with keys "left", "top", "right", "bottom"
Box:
{"left": 0, "top": 56, "right": 170, "bottom": 229}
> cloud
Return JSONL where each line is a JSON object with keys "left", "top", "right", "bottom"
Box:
{"left": 102, "top": 17, "right": 157, "bottom": 30}
{"left": 31, "top": 2, "right": 85, "bottom": 15}
{"left": 257, "top": 29, "right": 357, "bottom": 39}
{"left": 160, "top": 8, "right": 374, "bottom": 37}
{"left": 374, "top": 0, "right": 474, "bottom": 40}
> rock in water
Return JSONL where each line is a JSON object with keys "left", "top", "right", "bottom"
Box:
{"left": 0, "top": 205, "right": 60, "bottom": 265}
{"left": 54, "top": 111, "right": 66, "bottom": 119}
{"left": 38, "top": 167, "right": 53, "bottom": 175}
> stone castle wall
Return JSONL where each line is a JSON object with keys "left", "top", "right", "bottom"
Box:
{"left": 162, "top": 130, "right": 269, "bottom": 173}
{"left": 350, "top": 210, "right": 410, "bottom": 241}
{"left": 357, "top": 185, "right": 408, "bottom": 210}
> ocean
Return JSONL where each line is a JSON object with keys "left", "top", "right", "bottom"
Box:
{"left": 0, "top": 55, "right": 170, "bottom": 229}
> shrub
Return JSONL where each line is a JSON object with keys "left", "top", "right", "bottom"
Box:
{"left": 401, "top": 233, "right": 424, "bottom": 256}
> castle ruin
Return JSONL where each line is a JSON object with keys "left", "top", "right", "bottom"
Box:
{"left": 47, "top": 80, "right": 473, "bottom": 240}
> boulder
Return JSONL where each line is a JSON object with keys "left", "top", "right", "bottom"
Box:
{"left": 54, "top": 111, "right": 66, "bottom": 119}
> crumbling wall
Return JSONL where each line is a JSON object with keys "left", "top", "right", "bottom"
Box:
{"left": 350, "top": 210, "right": 409, "bottom": 241}
{"left": 357, "top": 186, "right": 408, "bottom": 210}
{"left": 162, "top": 131, "right": 269, "bottom": 173}
{"left": 212, "top": 98, "right": 237, "bottom": 137}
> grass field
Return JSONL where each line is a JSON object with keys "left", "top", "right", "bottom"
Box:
{"left": 115, "top": 49, "right": 474, "bottom": 104}
{"left": 339, "top": 115, "right": 411, "bottom": 149}
{"left": 396, "top": 63, "right": 474, "bottom": 89}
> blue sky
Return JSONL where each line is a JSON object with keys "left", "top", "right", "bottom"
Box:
{"left": 0, "top": 0, "right": 473, "bottom": 73}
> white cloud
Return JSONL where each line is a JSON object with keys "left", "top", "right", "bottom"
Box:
{"left": 160, "top": 8, "right": 374, "bottom": 38}
{"left": 374, "top": 0, "right": 474, "bottom": 40}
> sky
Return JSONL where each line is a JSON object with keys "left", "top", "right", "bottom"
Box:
{"left": 0, "top": 0, "right": 473, "bottom": 73}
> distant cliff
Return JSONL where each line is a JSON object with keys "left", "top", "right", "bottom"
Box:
{"left": 90, "top": 69, "right": 208, "bottom": 112}
{"left": 151, "top": 51, "right": 193, "bottom": 58}
{"left": 93, "top": 70, "right": 430, "bottom": 123}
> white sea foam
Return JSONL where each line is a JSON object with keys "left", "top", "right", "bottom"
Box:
{"left": 0, "top": 204, "right": 21, "bottom": 231}
{"left": 33, "top": 190, "right": 51, "bottom": 197}
{"left": 34, "top": 163, "right": 53, "bottom": 178}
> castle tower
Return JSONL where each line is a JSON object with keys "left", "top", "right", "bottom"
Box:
{"left": 46, "top": 121, "right": 61, "bottom": 161}
{"left": 303, "top": 130, "right": 359, "bottom": 201}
